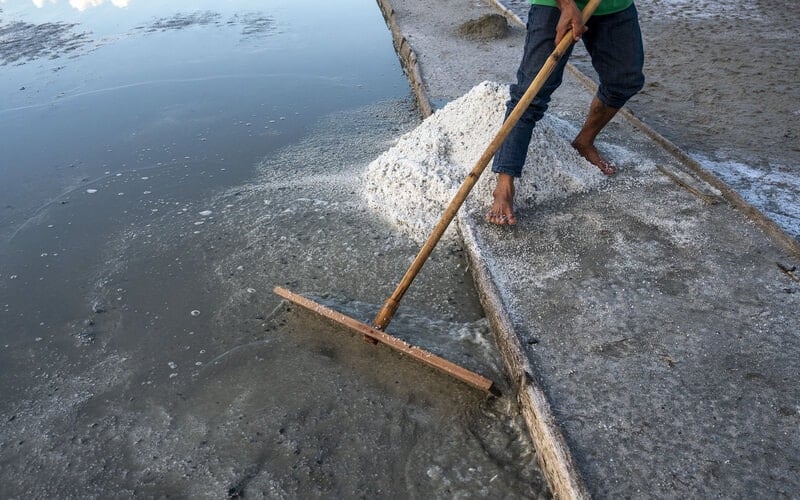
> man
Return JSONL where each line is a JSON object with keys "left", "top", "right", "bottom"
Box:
{"left": 486, "top": 0, "right": 644, "bottom": 226}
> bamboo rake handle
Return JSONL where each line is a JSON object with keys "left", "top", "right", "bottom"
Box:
{"left": 372, "top": 0, "right": 602, "bottom": 331}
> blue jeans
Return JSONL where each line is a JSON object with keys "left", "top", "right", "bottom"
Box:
{"left": 492, "top": 4, "right": 644, "bottom": 178}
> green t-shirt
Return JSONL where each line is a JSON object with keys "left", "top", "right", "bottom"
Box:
{"left": 531, "top": 0, "right": 633, "bottom": 16}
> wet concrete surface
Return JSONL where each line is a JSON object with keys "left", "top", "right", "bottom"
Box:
{"left": 382, "top": 0, "right": 800, "bottom": 497}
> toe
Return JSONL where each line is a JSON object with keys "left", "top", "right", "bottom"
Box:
{"left": 486, "top": 211, "right": 504, "bottom": 225}
{"left": 599, "top": 160, "right": 617, "bottom": 176}
{"left": 486, "top": 211, "right": 517, "bottom": 226}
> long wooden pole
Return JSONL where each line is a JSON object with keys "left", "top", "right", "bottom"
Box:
{"left": 373, "top": 0, "right": 602, "bottom": 331}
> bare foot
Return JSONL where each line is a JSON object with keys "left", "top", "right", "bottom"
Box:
{"left": 572, "top": 140, "right": 617, "bottom": 176}
{"left": 486, "top": 173, "right": 517, "bottom": 226}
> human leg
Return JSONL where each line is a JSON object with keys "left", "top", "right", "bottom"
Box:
{"left": 492, "top": 6, "right": 573, "bottom": 178}
{"left": 572, "top": 97, "right": 620, "bottom": 175}
{"left": 575, "top": 4, "right": 645, "bottom": 175}
{"left": 487, "top": 6, "right": 572, "bottom": 225}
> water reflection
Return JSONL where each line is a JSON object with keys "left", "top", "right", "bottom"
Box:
{"left": 31, "top": 0, "right": 130, "bottom": 10}
{"left": 0, "top": 0, "right": 402, "bottom": 241}
{"left": 0, "top": 9, "right": 272, "bottom": 67}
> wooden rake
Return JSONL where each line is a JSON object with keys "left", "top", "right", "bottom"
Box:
{"left": 274, "top": 0, "right": 601, "bottom": 396}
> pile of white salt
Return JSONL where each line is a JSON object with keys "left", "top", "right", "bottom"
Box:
{"left": 362, "top": 81, "right": 609, "bottom": 241}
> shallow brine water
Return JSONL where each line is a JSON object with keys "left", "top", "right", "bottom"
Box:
{"left": 0, "top": 1, "right": 547, "bottom": 497}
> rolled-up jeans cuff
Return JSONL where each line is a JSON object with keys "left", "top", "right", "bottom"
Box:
{"left": 491, "top": 165, "right": 522, "bottom": 178}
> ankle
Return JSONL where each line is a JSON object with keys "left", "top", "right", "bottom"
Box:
{"left": 495, "top": 173, "right": 515, "bottom": 191}
{"left": 571, "top": 136, "right": 593, "bottom": 149}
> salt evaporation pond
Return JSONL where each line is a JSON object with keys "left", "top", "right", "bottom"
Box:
{"left": 0, "top": 1, "right": 548, "bottom": 497}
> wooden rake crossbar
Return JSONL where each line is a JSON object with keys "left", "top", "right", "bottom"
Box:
{"left": 274, "top": 0, "right": 601, "bottom": 395}
{"left": 274, "top": 286, "right": 498, "bottom": 395}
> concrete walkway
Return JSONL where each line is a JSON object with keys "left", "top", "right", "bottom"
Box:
{"left": 378, "top": 0, "right": 800, "bottom": 498}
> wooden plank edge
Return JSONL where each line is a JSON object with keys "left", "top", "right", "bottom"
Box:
{"left": 456, "top": 216, "right": 591, "bottom": 500}
{"left": 486, "top": 0, "right": 526, "bottom": 28}
{"left": 375, "top": 0, "right": 433, "bottom": 118}
{"left": 656, "top": 165, "right": 721, "bottom": 205}
{"left": 273, "top": 286, "right": 498, "bottom": 396}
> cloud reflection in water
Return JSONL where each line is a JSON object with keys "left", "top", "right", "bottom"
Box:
{"left": 29, "top": 0, "right": 130, "bottom": 10}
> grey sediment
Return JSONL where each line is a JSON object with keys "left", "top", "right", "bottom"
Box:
{"left": 377, "top": 1, "right": 800, "bottom": 498}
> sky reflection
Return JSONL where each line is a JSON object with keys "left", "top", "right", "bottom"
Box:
{"left": 26, "top": 0, "right": 131, "bottom": 10}
{"left": 0, "top": 0, "right": 406, "bottom": 233}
